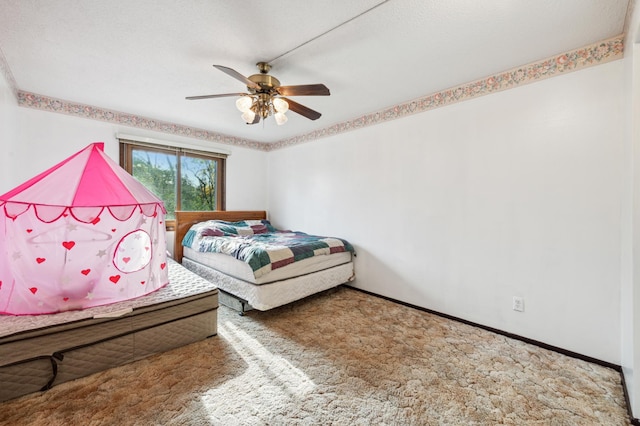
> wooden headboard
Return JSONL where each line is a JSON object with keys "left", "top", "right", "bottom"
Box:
{"left": 173, "top": 210, "right": 267, "bottom": 263}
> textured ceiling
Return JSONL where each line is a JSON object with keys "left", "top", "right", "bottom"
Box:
{"left": 0, "top": 0, "right": 631, "bottom": 145}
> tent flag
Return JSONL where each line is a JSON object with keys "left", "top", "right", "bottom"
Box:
{"left": 0, "top": 142, "right": 169, "bottom": 315}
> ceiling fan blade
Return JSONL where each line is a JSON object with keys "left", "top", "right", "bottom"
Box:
{"left": 277, "top": 84, "right": 330, "bottom": 97}
{"left": 185, "top": 93, "right": 246, "bottom": 100}
{"left": 282, "top": 97, "right": 322, "bottom": 120}
{"left": 213, "top": 65, "right": 261, "bottom": 90}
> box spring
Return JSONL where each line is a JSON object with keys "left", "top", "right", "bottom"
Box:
{"left": 0, "top": 259, "right": 218, "bottom": 402}
{"left": 182, "top": 256, "right": 354, "bottom": 312}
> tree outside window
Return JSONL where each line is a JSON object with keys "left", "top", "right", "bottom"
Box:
{"left": 120, "top": 141, "right": 226, "bottom": 225}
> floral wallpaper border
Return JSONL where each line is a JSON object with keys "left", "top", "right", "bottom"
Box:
{"left": 16, "top": 91, "right": 266, "bottom": 150}
{"left": 11, "top": 35, "right": 624, "bottom": 152}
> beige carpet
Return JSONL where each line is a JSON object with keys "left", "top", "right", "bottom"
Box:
{"left": 0, "top": 287, "right": 630, "bottom": 425}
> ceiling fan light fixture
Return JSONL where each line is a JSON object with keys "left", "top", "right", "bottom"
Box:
{"left": 190, "top": 62, "right": 329, "bottom": 126}
{"left": 273, "top": 97, "right": 289, "bottom": 113}
{"left": 274, "top": 111, "right": 288, "bottom": 126}
{"left": 236, "top": 96, "right": 253, "bottom": 112}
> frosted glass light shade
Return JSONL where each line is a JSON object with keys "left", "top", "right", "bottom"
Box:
{"left": 242, "top": 110, "right": 256, "bottom": 123}
{"left": 273, "top": 98, "right": 289, "bottom": 113}
{"left": 236, "top": 96, "right": 253, "bottom": 112}
{"left": 274, "top": 112, "right": 288, "bottom": 125}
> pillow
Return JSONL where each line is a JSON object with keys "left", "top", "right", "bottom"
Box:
{"left": 196, "top": 219, "right": 278, "bottom": 238}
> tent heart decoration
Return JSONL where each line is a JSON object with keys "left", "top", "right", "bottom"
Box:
{"left": 0, "top": 142, "right": 169, "bottom": 315}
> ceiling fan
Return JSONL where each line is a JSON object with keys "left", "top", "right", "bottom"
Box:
{"left": 186, "top": 62, "right": 330, "bottom": 125}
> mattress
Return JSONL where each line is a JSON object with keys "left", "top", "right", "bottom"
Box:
{"left": 0, "top": 258, "right": 218, "bottom": 403}
{"left": 182, "top": 256, "right": 354, "bottom": 311}
{"left": 183, "top": 246, "right": 352, "bottom": 284}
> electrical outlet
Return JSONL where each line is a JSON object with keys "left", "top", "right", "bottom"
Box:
{"left": 513, "top": 296, "right": 524, "bottom": 312}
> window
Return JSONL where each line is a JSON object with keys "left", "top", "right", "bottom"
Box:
{"left": 119, "top": 140, "right": 226, "bottom": 227}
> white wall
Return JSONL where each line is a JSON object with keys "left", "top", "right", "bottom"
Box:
{"left": 622, "top": 4, "right": 640, "bottom": 418}
{"left": 267, "top": 61, "right": 625, "bottom": 364}
{"left": 0, "top": 66, "right": 18, "bottom": 185}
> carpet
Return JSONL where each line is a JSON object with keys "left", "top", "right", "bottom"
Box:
{"left": 0, "top": 287, "right": 629, "bottom": 425}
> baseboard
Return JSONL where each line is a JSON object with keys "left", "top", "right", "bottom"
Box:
{"left": 345, "top": 285, "right": 637, "bottom": 423}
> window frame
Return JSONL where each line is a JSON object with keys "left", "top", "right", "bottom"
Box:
{"left": 119, "top": 140, "right": 226, "bottom": 230}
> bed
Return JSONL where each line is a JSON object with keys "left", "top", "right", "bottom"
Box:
{"left": 174, "top": 211, "right": 355, "bottom": 313}
{"left": 0, "top": 258, "right": 218, "bottom": 403}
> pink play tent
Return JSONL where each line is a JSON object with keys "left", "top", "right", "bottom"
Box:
{"left": 0, "top": 143, "right": 168, "bottom": 315}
